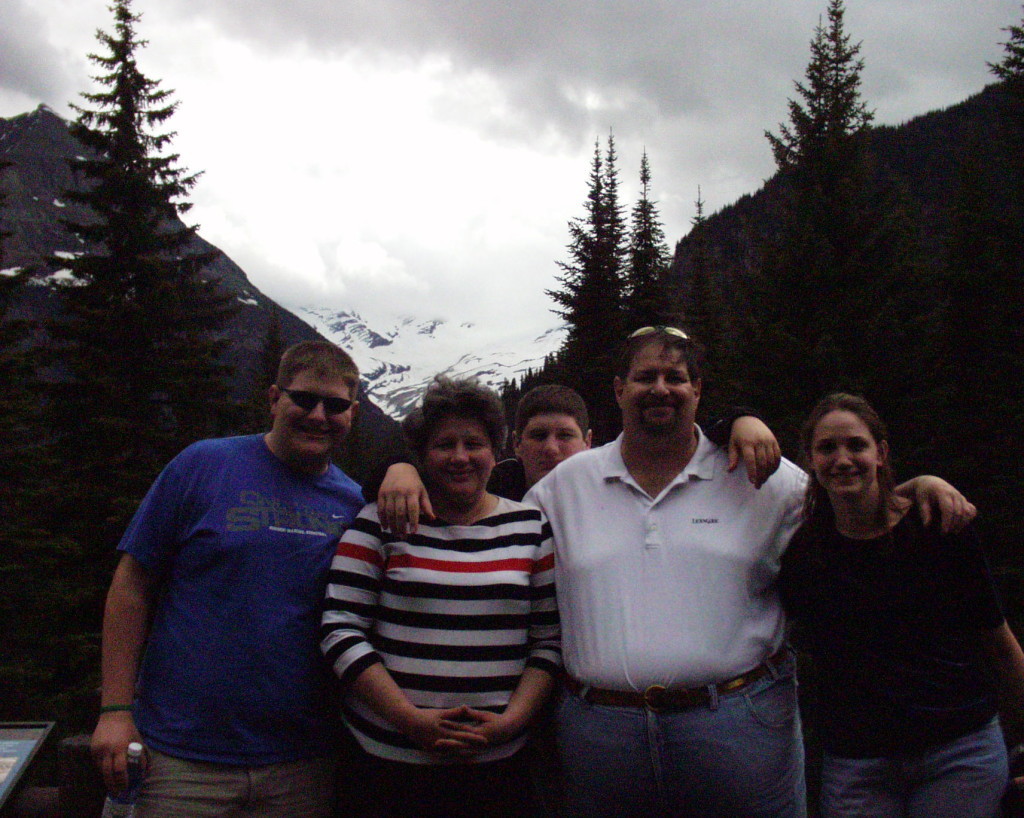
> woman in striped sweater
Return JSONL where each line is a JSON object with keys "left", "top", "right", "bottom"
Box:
{"left": 321, "top": 376, "right": 560, "bottom": 817}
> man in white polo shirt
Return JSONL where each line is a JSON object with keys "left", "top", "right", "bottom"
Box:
{"left": 524, "top": 326, "right": 973, "bottom": 818}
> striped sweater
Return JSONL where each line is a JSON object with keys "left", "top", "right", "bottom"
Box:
{"left": 321, "top": 497, "right": 561, "bottom": 764}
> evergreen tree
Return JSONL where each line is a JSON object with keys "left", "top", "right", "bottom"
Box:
{"left": 0, "top": 157, "right": 31, "bottom": 303}
{"left": 625, "top": 150, "right": 673, "bottom": 330}
{"left": 499, "top": 376, "right": 522, "bottom": 427}
{"left": 990, "top": 9, "right": 1024, "bottom": 98}
{"left": 990, "top": 5, "right": 1024, "bottom": 284}
{"left": 990, "top": 9, "right": 1024, "bottom": 196}
{"left": 937, "top": 151, "right": 1022, "bottom": 552}
{"left": 0, "top": 155, "right": 90, "bottom": 724}
{"left": 37, "top": 0, "right": 235, "bottom": 725}
{"left": 601, "top": 132, "right": 628, "bottom": 293}
{"left": 765, "top": 0, "right": 873, "bottom": 175}
{"left": 677, "top": 188, "right": 738, "bottom": 415}
{"left": 745, "top": 0, "right": 928, "bottom": 454}
{"left": 0, "top": 157, "right": 14, "bottom": 268}
{"left": 52, "top": 0, "right": 234, "bottom": 514}
{"left": 548, "top": 136, "right": 627, "bottom": 442}
{"left": 236, "top": 305, "right": 284, "bottom": 434}
{"left": 939, "top": 9, "right": 1024, "bottom": 560}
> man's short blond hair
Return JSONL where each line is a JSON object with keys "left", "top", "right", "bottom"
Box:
{"left": 276, "top": 340, "right": 359, "bottom": 394}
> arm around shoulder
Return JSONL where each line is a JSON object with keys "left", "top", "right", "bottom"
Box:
{"left": 726, "top": 415, "right": 781, "bottom": 489}
{"left": 377, "top": 462, "right": 433, "bottom": 535}
{"left": 895, "top": 475, "right": 976, "bottom": 534}
{"left": 703, "top": 409, "right": 781, "bottom": 489}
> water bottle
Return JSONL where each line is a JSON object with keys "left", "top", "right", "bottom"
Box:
{"left": 100, "top": 742, "right": 145, "bottom": 818}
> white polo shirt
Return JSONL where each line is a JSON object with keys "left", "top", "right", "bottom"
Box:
{"left": 525, "top": 428, "right": 806, "bottom": 690}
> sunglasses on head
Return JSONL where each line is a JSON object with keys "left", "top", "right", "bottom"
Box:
{"left": 628, "top": 325, "right": 690, "bottom": 341}
{"left": 280, "top": 388, "right": 352, "bottom": 415}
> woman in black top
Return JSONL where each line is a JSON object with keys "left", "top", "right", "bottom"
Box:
{"left": 780, "top": 393, "right": 1024, "bottom": 818}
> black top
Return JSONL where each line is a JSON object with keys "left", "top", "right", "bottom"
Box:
{"left": 780, "top": 509, "right": 1004, "bottom": 757}
{"left": 488, "top": 458, "right": 529, "bottom": 501}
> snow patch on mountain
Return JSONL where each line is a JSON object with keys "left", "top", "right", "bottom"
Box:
{"left": 297, "top": 307, "right": 565, "bottom": 419}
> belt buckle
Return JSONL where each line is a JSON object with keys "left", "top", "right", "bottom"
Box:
{"left": 719, "top": 674, "right": 748, "bottom": 694}
{"left": 643, "top": 684, "right": 666, "bottom": 711}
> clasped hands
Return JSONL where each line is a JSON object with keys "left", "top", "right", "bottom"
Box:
{"left": 402, "top": 704, "right": 522, "bottom": 759}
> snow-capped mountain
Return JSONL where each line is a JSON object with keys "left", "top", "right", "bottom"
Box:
{"left": 0, "top": 105, "right": 565, "bottom": 422}
{"left": 298, "top": 307, "right": 566, "bottom": 418}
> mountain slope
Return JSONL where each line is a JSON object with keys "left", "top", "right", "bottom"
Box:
{"left": 670, "top": 82, "right": 1020, "bottom": 289}
{"left": 0, "top": 104, "right": 406, "bottom": 490}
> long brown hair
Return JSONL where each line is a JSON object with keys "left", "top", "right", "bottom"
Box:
{"left": 800, "top": 393, "right": 897, "bottom": 537}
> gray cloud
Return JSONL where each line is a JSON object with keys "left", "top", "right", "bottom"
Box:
{"left": 149, "top": 0, "right": 1018, "bottom": 158}
{"left": 0, "top": 0, "right": 77, "bottom": 104}
{"left": 151, "top": 0, "right": 815, "bottom": 147}
{"left": 4, "top": 0, "right": 1021, "bottom": 337}
{"left": 7, "top": 0, "right": 1018, "bottom": 151}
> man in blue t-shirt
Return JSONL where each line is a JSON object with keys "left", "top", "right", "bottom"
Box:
{"left": 90, "top": 340, "right": 366, "bottom": 817}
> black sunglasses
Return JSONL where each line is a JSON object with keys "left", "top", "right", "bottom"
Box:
{"left": 280, "top": 388, "right": 352, "bottom": 415}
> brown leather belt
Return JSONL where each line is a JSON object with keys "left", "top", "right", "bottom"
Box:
{"left": 564, "top": 647, "right": 789, "bottom": 712}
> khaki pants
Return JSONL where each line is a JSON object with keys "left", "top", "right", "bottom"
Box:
{"left": 133, "top": 749, "right": 334, "bottom": 818}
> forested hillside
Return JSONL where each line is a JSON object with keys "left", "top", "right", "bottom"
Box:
{"left": 538, "top": 4, "right": 1024, "bottom": 568}
{"left": 0, "top": 5, "right": 405, "bottom": 735}
{"left": 667, "top": 76, "right": 1024, "bottom": 563}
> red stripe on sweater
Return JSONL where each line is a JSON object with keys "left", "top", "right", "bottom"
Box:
{"left": 387, "top": 554, "right": 533, "bottom": 573}
{"left": 532, "top": 552, "right": 554, "bottom": 574}
{"left": 335, "top": 540, "right": 384, "bottom": 568}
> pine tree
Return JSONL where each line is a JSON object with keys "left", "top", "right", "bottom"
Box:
{"left": 939, "top": 9, "right": 1024, "bottom": 558}
{"left": 0, "top": 157, "right": 32, "bottom": 308}
{"left": 990, "top": 9, "right": 1024, "bottom": 97}
{"left": 236, "top": 305, "right": 285, "bottom": 434}
{"left": 0, "top": 158, "right": 14, "bottom": 268}
{"left": 51, "top": 0, "right": 234, "bottom": 518}
{"left": 0, "top": 154, "right": 91, "bottom": 724}
{"left": 938, "top": 152, "right": 1022, "bottom": 547}
{"left": 0, "top": 156, "right": 34, "bottom": 512}
{"left": 499, "top": 377, "right": 522, "bottom": 427}
{"left": 548, "top": 136, "right": 627, "bottom": 442}
{"left": 600, "top": 132, "right": 627, "bottom": 291}
{"left": 990, "top": 5, "right": 1024, "bottom": 274}
{"left": 747, "top": 0, "right": 929, "bottom": 454}
{"left": 765, "top": 0, "right": 873, "bottom": 175}
{"left": 990, "top": 9, "right": 1024, "bottom": 195}
{"left": 625, "top": 150, "right": 673, "bottom": 330}
{"left": 35, "top": 0, "right": 235, "bottom": 724}
{"left": 676, "top": 188, "right": 740, "bottom": 415}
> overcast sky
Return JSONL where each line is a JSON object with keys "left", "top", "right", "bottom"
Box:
{"left": 1, "top": 0, "right": 1019, "bottom": 343}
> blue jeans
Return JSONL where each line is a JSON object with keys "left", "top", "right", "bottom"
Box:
{"left": 819, "top": 717, "right": 1008, "bottom": 818}
{"left": 557, "top": 654, "right": 806, "bottom": 818}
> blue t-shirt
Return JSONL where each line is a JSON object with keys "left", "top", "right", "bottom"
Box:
{"left": 120, "top": 434, "right": 364, "bottom": 765}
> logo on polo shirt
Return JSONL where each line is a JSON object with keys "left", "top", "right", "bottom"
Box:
{"left": 691, "top": 517, "right": 719, "bottom": 524}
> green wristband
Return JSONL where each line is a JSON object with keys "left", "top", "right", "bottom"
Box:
{"left": 100, "top": 704, "right": 133, "bottom": 713}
